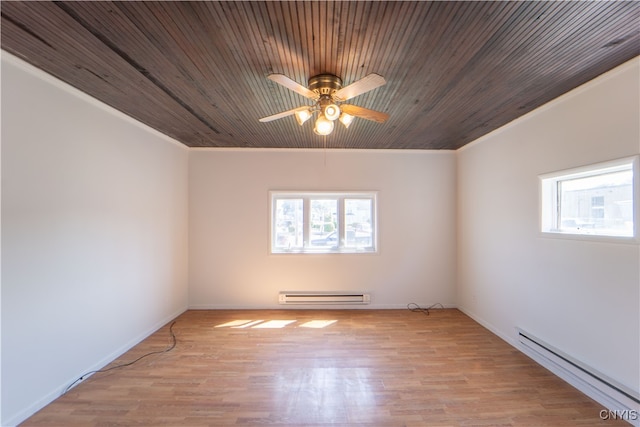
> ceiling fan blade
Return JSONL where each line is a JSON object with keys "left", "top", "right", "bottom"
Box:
{"left": 267, "top": 74, "right": 318, "bottom": 100}
{"left": 340, "top": 104, "right": 389, "bottom": 123}
{"left": 259, "top": 106, "right": 311, "bottom": 122}
{"left": 333, "top": 73, "right": 386, "bottom": 101}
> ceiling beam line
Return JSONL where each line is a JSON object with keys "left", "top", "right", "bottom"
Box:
{"left": 54, "top": 1, "right": 222, "bottom": 135}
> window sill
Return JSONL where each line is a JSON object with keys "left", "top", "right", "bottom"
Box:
{"left": 539, "top": 231, "right": 639, "bottom": 245}
{"left": 271, "top": 248, "right": 378, "bottom": 255}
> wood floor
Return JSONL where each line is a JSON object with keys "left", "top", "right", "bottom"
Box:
{"left": 23, "top": 309, "right": 622, "bottom": 426}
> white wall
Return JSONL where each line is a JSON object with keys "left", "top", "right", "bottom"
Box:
{"left": 0, "top": 56, "right": 3, "bottom": 424}
{"left": 457, "top": 58, "right": 640, "bottom": 393}
{"left": 1, "top": 53, "right": 189, "bottom": 425}
{"left": 189, "top": 148, "right": 457, "bottom": 309}
{"left": 2, "top": 45, "right": 637, "bottom": 425}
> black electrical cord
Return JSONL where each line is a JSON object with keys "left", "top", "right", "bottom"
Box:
{"left": 63, "top": 320, "right": 177, "bottom": 394}
{"left": 407, "top": 302, "right": 444, "bottom": 316}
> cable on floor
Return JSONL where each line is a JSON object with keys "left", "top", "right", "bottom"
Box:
{"left": 63, "top": 320, "right": 177, "bottom": 394}
{"left": 407, "top": 302, "right": 445, "bottom": 316}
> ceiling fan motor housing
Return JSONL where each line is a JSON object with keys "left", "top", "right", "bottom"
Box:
{"left": 308, "top": 74, "right": 343, "bottom": 97}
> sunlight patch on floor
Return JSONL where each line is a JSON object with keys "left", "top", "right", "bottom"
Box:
{"left": 214, "top": 319, "right": 338, "bottom": 329}
{"left": 233, "top": 320, "right": 265, "bottom": 328}
{"left": 214, "top": 320, "right": 254, "bottom": 328}
{"left": 300, "top": 320, "right": 338, "bottom": 328}
{"left": 252, "top": 319, "right": 297, "bottom": 329}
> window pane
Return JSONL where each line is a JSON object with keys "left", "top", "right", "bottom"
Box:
{"left": 345, "top": 199, "right": 373, "bottom": 248}
{"left": 274, "top": 199, "right": 303, "bottom": 249}
{"left": 558, "top": 169, "right": 633, "bottom": 236}
{"left": 270, "top": 191, "right": 377, "bottom": 254}
{"left": 309, "top": 199, "right": 338, "bottom": 249}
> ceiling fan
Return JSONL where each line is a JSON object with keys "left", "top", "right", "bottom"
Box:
{"left": 259, "top": 73, "right": 389, "bottom": 136}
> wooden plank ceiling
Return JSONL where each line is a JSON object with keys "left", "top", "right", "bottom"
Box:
{"left": 2, "top": 1, "right": 638, "bottom": 149}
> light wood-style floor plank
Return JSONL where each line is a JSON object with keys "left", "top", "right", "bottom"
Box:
{"left": 22, "top": 309, "right": 623, "bottom": 426}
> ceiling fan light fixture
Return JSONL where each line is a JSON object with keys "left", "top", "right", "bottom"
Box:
{"left": 314, "top": 113, "right": 334, "bottom": 135}
{"left": 260, "top": 72, "right": 388, "bottom": 137}
{"left": 324, "top": 104, "right": 340, "bottom": 121}
{"left": 294, "top": 108, "right": 312, "bottom": 125}
{"left": 339, "top": 112, "right": 354, "bottom": 128}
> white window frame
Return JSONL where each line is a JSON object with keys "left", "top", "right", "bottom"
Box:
{"left": 539, "top": 156, "right": 639, "bottom": 242}
{"left": 270, "top": 191, "right": 378, "bottom": 254}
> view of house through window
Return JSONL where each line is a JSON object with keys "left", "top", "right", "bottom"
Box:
{"left": 271, "top": 191, "right": 377, "bottom": 253}
{"left": 541, "top": 157, "right": 637, "bottom": 238}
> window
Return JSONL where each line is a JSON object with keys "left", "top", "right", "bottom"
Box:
{"left": 271, "top": 191, "right": 377, "bottom": 253}
{"left": 540, "top": 157, "right": 638, "bottom": 239}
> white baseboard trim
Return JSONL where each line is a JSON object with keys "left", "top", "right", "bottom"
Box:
{"left": 457, "top": 306, "right": 640, "bottom": 427}
{"left": 4, "top": 306, "right": 187, "bottom": 427}
{"left": 188, "top": 303, "right": 457, "bottom": 310}
{"left": 456, "top": 305, "right": 517, "bottom": 346}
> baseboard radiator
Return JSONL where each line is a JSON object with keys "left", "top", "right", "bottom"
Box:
{"left": 279, "top": 292, "right": 370, "bottom": 305}
{"left": 516, "top": 328, "right": 639, "bottom": 425}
